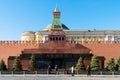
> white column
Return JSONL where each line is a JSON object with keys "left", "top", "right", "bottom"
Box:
{"left": 111, "top": 35, "right": 114, "bottom": 41}
{"left": 104, "top": 35, "right": 108, "bottom": 41}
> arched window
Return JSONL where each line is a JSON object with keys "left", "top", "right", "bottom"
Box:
{"left": 56, "top": 37, "right": 58, "bottom": 41}
{"left": 62, "top": 37, "right": 64, "bottom": 41}
{"left": 50, "top": 38, "right": 52, "bottom": 41}
{"left": 59, "top": 37, "right": 61, "bottom": 40}
{"left": 53, "top": 38, "right": 55, "bottom": 41}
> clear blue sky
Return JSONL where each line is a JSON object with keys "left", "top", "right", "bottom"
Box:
{"left": 0, "top": 0, "right": 120, "bottom": 40}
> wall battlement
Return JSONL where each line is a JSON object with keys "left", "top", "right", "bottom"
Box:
{"left": 0, "top": 41, "right": 43, "bottom": 45}
{"left": 0, "top": 40, "right": 120, "bottom": 45}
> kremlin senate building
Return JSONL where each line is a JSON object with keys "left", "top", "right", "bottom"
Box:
{"left": 1, "top": 7, "right": 120, "bottom": 70}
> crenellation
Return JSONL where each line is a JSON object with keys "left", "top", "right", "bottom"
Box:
{"left": 1, "top": 40, "right": 120, "bottom": 46}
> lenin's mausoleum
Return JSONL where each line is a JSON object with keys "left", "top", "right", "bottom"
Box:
{"left": 1, "top": 7, "right": 120, "bottom": 70}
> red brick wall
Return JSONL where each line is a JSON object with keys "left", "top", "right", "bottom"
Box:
{"left": 84, "top": 60, "right": 91, "bottom": 69}
{"left": 79, "top": 41, "right": 120, "bottom": 67}
{"left": 8, "top": 60, "right": 14, "bottom": 70}
{"left": 0, "top": 41, "right": 39, "bottom": 67}
{"left": 1, "top": 41, "right": 120, "bottom": 68}
{"left": 21, "top": 60, "right": 29, "bottom": 70}
{"left": 8, "top": 59, "right": 29, "bottom": 70}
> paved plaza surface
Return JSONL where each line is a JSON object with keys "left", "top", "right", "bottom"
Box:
{"left": 0, "top": 75, "right": 120, "bottom": 80}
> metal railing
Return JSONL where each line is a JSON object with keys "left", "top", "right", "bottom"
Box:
{"left": 1, "top": 69, "right": 120, "bottom": 75}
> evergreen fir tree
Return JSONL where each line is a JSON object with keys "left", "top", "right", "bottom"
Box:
{"left": 107, "top": 58, "right": 116, "bottom": 71}
{"left": 0, "top": 59, "right": 7, "bottom": 71}
{"left": 29, "top": 54, "right": 36, "bottom": 71}
{"left": 13, "top": 56, "right": 22, "bottom": 71}
{"left": 90, "top": 55, "right": 99, "bottom": 71}
{"left": 116, "top": 56, "right": 120, "bottom": 71}
{"left": 75, "top": 57, "right": 85, "bottom": 71}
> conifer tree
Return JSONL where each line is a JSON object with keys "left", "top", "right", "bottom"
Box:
{"left": 90, "top": 55, "right": 99, "bottom": 71}
{"left": 13, "top": 56, "right": 22, "bottom": 71}
{"left": 29, "top": 54, "right": 36, "bottom": 71}
{"left": 75, "top": 57, "right": 85, "bottom": 71}
{"left": 107, "top": 58, "right": 116, "bottom": 71}
{"left": 0, "top": 59, "right": 7, "bottom": 71}
{"left": 116, "top": 56, "right": 120, "bottom": 71}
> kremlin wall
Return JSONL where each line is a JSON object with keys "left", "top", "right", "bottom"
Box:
{"left": 0, "top": 41, "right": 120, "bottom": 68}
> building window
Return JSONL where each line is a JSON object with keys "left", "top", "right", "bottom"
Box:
{"left": 50, "top": 38, "right": 52, "bottom": 41}
{"left": 53, "top": 38, "right": 55, "bottom": 41}
{"left": 68, "top": 37, "right": 71, "bottom": 42}
{"left": 96, "top": 36, "right": 99, "bottom": 42}
{"left": 91, "top": 37, "right": 94, "bottom": 41}
{"left": 80, "top": 37, "right": 82, "bottom": 41}
{"left": 108, "top": 36, "right": 112, "bottom": 41}
{"left": 85, "top": 37, "right": 88, "bottom": 42}
{"left": 56, "top": 37, "right": 58, "bottom": 41}
{"left": 62, "top": 37, "right": 64, "bottom": 41}
{"left": 74, "top": 37, "right": 77, "bottom": 42}
{"left": 46, "top": 37, "right": 48, "bottom": 41}
{"left": 115, "top": 36, "right": 120, "bottom": 41}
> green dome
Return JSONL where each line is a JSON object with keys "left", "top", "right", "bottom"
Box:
{"left": 43, "top": 24, "right": 69, "bottom": 31}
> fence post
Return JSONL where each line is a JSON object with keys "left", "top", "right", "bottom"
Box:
{"left": 77, "top": 71, "right": 78, "bottom": 75}
{"left": 35, "top": 71, "right": 37, "bottom": 76}
{"left": 12, "top": 71, "right": 14, "bottom": 76}
{"left": 112, "top": 71, "right": 114, "bottom": 76}
{"left": 100, "top": 71, "right": 102, "bottom": 75}
{"left": 23, "top": 71, "right": 26, "bottom": 76}
{"left": 0, "top": 71, "right": 1, "bottom": 76}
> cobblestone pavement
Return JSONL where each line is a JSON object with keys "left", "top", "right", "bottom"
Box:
{"left": 0, "top": 75, "right": 120, "bottom": 80}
